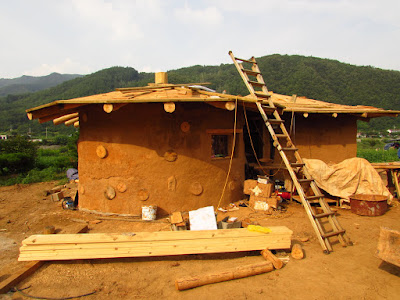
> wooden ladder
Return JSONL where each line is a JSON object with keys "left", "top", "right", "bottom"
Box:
{"left": 229, "top": 51, "right": 352, "bottom": 253}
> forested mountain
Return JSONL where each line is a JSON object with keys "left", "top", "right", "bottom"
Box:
{"left": 1, "top": 54, "right": 399, "bottom": 138}
{"left": 0, "top": 73, "right": 83, "bottom": 96}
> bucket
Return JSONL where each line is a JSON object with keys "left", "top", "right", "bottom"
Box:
{"left": 349, "top": 194, "right": 388, "bottom": 216}
{"left": 142, "top": 205, "right": 157, "bottom": 220}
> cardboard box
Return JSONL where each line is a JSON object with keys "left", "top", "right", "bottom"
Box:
{"left": 51, "top": 191, "right": 64, "bottom": 202}
{"left": 243, "top": 179, "right": 258, "bottom": 195}
{"left": 249, "top": 194, "right": 279, "bottom": 210}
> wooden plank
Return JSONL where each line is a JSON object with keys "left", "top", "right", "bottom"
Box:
{"left": 0, "top": 225, "right": 88, "bottom": 294}
{"left": 19, "top": 227, "right": 292, "bottom": 261}
{"left": 20, "top": 235, "right": 291, "bottom": 252}
{"left": 22, "top": 227, "right": 291, "bottom": 245}
{"left": 0, "top": 261, "right": 43, "bottom": 294}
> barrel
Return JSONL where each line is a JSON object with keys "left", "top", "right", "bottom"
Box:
{"left": 349, "top": 194, "right": 388, "bottom": 216}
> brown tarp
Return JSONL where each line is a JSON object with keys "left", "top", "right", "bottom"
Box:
{"left": 303, "top": 157, "right": 393, "bottom": 203}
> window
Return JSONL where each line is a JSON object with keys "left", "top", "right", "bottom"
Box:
{"left": 207, "top": 129, "right": 242, "bottom": 159}
{"left": 212, "top": 135, "right": 228, "bottom": 158}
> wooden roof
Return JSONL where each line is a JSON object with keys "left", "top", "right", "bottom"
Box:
{"left": 26, "top": 83, "right": 400, "bottom": 127}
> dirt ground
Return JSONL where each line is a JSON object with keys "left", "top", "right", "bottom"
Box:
{"left": 0, "top": 181, "right": 399, "bottom": 300}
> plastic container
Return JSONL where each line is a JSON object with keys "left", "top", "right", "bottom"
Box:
{"left": 142, "top": 205, "right": 157, "bottom": 220}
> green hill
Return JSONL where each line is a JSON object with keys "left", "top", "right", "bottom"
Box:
{"left": 0, "top": 73, "right": 83, "bottom": 96}
{"left": 1, "top": 54, "right": 399, "bottom": 138}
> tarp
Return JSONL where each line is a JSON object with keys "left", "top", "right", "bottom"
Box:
{"left": 303, "top": 157, "right": 393, "bottom": 203}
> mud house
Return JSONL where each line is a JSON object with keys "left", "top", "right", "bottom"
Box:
{"left": 26, "top": 72, "right": 399, "bottom": 216}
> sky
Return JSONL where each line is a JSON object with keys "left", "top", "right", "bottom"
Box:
{"left": 0, "top": 0, "right": 399, "bottom": 78}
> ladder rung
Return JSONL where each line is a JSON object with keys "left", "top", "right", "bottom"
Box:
{"left": 306, "top": 195, "right": 324, "bottom": 200}
{"left": 275, "top": 134, "right": 288, "bottom": 138}
{"left": 322, "top": 230, "right": 346, "bottom": 239}
{"left": 254, "top": 91, "right": 271, "bottom": 98}
{"left": 281, "top": 147, "right": 298, "bottom": 152}
{"left": 242, "top": 69, "right": 260, "bottom": 76}
{"left": 291, "top": 163, "right": 305, "bottom": 168}
{"left": 298, "top": 178, "right": 313, "bottom": 183}
{"left": 262, "top": 106, "right": 276, "bottom": 114}
{"left": 314, "top": 212, "right": 336, "bottom": 218}
{"left": 248, "top": 80, "right": 265, "bottom": 87}
{"left": 234, "top": 56, "right": 256, "bottom": 64}
{"left": 267, "top": 119, "right": 284, "bottom": 125}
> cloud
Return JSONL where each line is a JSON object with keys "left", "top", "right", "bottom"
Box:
{"left": 71, "top": 0, "right": 144, "bottom": 40}
{"left": 23, "top": 58, "right": 92, "bottom": 76}
{"left": 174, "top": 3, "right": 223, "bottom": 26}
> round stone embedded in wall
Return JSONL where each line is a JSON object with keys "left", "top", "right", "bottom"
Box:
{"left": 81, "top": 112, "right": 88, "bottom": 123}
{"left": 190, "top": 182, "right": 203, "bottom": 196}
{"left": 96, "top": 145, "right": 107, "bottom": 159}
{"left": 104, "top": 186, "right": 116, "bottom": 200}
{"left": 79, "top": 185, "right": 85, "bottom": 195}
{"left": 180, "top": 122, "right": 190, "bottom": 133}
{"left": 138, "top": 189, "right": 149, "bottom": 201}
{"left": 116, "top": 182, "right": 127, "bottom": 193}
{"left": 167, "top": 176, "right": 177, "bottom": 191}
{"left": 164, "top": 150, "right": 177, "bottom": 162}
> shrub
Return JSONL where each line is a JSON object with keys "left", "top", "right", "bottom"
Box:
{"left": 21, "top": 167, "right": 66, "bottom": 184}
{"left": 0, "top": 152, "right": 35, "bottom": 175}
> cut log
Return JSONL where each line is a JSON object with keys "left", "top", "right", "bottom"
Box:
{"left": 64, "top": 117, "right": 79, "bottom": 126}
{"left": 291, "top": 243, "right": 304, "bottom": 260}
{"left": 53, "top": 113, "right": 79, "bottom": 125}
{"left": 261, "top": 248, "right": 284, "bottom": 269}
{"left": 164, "top": 102, "right": 175, "bottom": 113}
{"left": 103, "top": 103, "right": 127, "bottom": 113}
{"left": 175, "top": 261, "right": 274, "bottom": 291}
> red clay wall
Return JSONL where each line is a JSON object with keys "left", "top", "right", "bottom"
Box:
{"left": 77, "top": 103, "right": 245, "bottom": 216}
{"left": 286, "top": 114, "right": 357, "bottom": 163}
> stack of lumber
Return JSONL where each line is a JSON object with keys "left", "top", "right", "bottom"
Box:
{"left": 19, "top": 227, "right": 292, "bottom": 261}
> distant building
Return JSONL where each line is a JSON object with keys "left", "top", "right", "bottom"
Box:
{"left": 0, "top": 135, "right": 7, "bottom": 140}
{"left": 387, "top": 129, "right": 400, "bottom": 134}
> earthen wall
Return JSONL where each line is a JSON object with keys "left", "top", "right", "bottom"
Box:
{"left": 77, "top": 103, "right": 245, "bottom": 216}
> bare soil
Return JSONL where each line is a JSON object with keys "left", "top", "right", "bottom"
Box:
{"left": 0, "top": 181, "right": 399, "bottom": 300}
